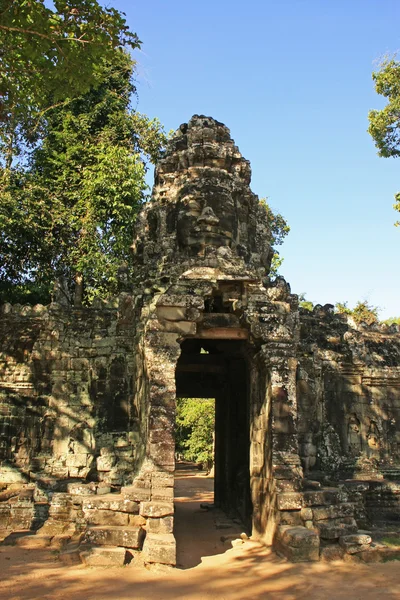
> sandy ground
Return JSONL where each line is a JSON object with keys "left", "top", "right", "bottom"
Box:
{"left": 0, "top": 470, "right": 400, "bottom": 600}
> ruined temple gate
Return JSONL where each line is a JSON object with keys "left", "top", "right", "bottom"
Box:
{"left": 0, "top": 116, "right": 400, "bottom": 565}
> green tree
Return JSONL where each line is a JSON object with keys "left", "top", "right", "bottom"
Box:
{"left": 368, "top": 58, "right": 400, "bottom": 224}
{"left": 0, "top": 51, "right": 166, "bottom": 304}
{"left": 382, "top": 316, "right": 400, "bottom": 326}
{"left": 299, "top": 293, "right": 313, "bottom": 311}
{"left": 0, "top": 0, "right": 139, "bottom": 168}
{"left": 259, "top": 198, "right": 290, "bottom": 277}
{"left": 175, "top": 398, "right": 215, "bottom": 469}
{"left": 335, "top": 300, "right": 379, "bottom": 325}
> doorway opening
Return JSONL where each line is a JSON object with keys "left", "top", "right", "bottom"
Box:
{"left": 175, "top": 338, "right": 252, "bottom": 529}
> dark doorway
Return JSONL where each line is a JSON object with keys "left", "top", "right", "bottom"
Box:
{"left": 175, "top": 338, "right": 252, "bottom": 530}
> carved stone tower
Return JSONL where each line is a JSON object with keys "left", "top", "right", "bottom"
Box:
{"left": 131, "top": 115, "right": 302, "bottom": 563}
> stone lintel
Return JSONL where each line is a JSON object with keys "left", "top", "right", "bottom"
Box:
{"left": 194, "top": 327, "right": 248, "bottom": 340}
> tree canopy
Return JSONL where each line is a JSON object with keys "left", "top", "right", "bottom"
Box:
{"left": 0, "top": 0, "right": 139, "bottom": 168}
{"left": 335, "top": 300, "right": 379, "bottom": 325}
{"left": 259, "top": 198, "right": 290, "bottom": 277}
{"left": 0, "top": 2, "right": 166, "bottom": 305}
{"left": 368, "top": 58, "right": 400, "bottom": 224}
{"left": 0, "top": 51, "right": 166, "bottom": 304}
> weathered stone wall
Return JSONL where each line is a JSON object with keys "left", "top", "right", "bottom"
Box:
{"left": 0, "top": 296, "right": 142, "bottom": 489}
{"left": 297, "top": 306, "right": 400, "bottom": 481}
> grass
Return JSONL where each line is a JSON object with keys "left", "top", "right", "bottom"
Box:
{"left": 381, "top": 535, "right": 400, "bottom": 548}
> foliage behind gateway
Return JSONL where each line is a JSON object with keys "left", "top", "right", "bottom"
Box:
{"left": 175, "top": 398, "right": 215, "bottom": 470}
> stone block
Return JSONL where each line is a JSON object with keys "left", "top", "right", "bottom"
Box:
{"left": 275, "top": 526, "right": 320, "bottom": 562}
{"left": 317, "top": 520, "right": 358, "bottom": 540}
{"left": 279, "top": 511, "right": 302, "bottom": 526}
{"left": 312, "top": 503, "right": 354, "bottom": 521}
{"left": 96, "top": 455, "right": 116, "bottom": 472}
{"left": 142, "top": 533, "right": 176, "bottom": 566}
{"left": 80, "top": 547, "right": 127, "bottom": 567}
{"left": 340, "top": 533, "right": 372, "bottom": 546}
{"left": 277, "top": 492, "right": 302, "bottom": 511}
{"left": 140, "top": 502, "right": 174, "bottom": 518}
{"left": 84, "top": 525, "right": 145, "bottom": 549}
{"left": 146, "top": 516, "right": 174, "bottom": 534}
{"left": 67, "top": 482, "right": 97, "bottom": 496}
{"left": 302, "top": 489, "right": 340, "bottom": 507}
{"left": 122, "top": 485, "right": 151, "bottom": 503}
{"left": 83, "top": 509, "right": 129, "bottom": 526}
{"left": 65, "top": 453, "right": 88, "bottom": 468}
{"left": 0, "top": 467, "right": 28, "bottom": 484}
{"left": 97, "top": 485, "right": 111, "bottom": 495}
{"left": 320, "top": 544, "right": 345, "bottom": 561}
{"left": 162, "top": 320, "right": 196, "bottom": 335}
{"left": 339, "top": 533, "right": 372, "bottom": 554}
{"left": 0, "top": 507, "right": 10, "bottom": 528}
{"left": 82, "top": 495, "right": 139, "bottom": 514}
{"left": 129, "top": 514, "right": 147, "bottom": 527}
{"left": 156, "top": 306, "right": 187, "bottom": 321}
{"left": 151, "top": 487, "right": 174, "bottom": 501}
{"left": 278, "top": 526, "right": 320, "bottom": 549}
{"left": 151, "top": 472, "right": 174, "bottom": 487}
{"left": 300, "top": 507, "right": 313, "bottom": 521}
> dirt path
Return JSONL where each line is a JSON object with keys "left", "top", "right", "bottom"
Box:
{"left": 0, "top": 471, "right": 400, "bottom": 600}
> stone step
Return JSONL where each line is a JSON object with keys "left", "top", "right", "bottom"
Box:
{"left": 316, "top": 518, "right": 358, "bottom": 540}
{"left": 274, "top": 526, "right": 320, "bottom": 562}
{"left": 277, "top": 488, "right": 344, "bottom": 511}
{"left": 84, "top": 525, "right": 145, "bottom": 549}
{"left": 312, "top": 502, "right": 355, "bottom": 521}
{"left": 80, "top": 546, "right": 128, "bottom": 567}
{"left": 81, "top": 494, "right": 139, "bottom": 514}
{"left": 15, "top": 534, "right": 53, "bottom": 549}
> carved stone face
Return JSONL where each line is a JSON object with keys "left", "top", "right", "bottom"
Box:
{"left": 176, "top": 184, "right": 236, "bottom": 256}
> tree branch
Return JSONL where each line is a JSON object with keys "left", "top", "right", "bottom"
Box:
{"left": 0, "top": 24, "right": 90, "bottom": 44}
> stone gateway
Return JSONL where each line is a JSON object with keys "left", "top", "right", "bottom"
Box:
{"left": 1, "top": 116, "right": 400, "bottom": 565}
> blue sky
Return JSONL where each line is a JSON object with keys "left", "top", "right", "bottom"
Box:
{"left": 113, "top": 0, "right": 399, "bottom": 319}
